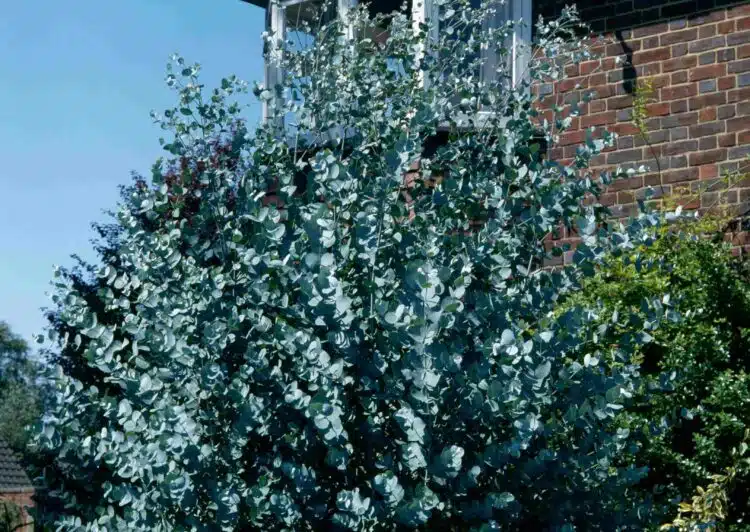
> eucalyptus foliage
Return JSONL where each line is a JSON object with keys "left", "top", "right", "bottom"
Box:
{"left": 32, "top": 3, "right": 666, "bottom": 530}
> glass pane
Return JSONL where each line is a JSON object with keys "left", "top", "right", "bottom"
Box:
{"left": 441, "top": 0, "right": 512, "bottom": 84}
{"left": 281, "top": 0, "right": 337, "bottom": 136}
{"left": 285, "top": 0, "right": 337, "bottom": 53}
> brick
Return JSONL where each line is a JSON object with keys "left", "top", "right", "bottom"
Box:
{"left": 644, "top": 173, "right": 662, "bottom": 187}
{"left": 718, "top": 20, "right": 736, "bottom": 34}
{"left": 700, "top": 164, "right": 719, "bottom": 179}
{"left": 662, "top": 112, "right": 699, "bottom": 128}
{"left": 559, "top": 130, "right": 586, "bottom": 146}
{"left": 663, "top": 139, "right": 699, "bottom": 156}
{"left": 729, "top": 59, "right": 750, "bottom": 73}
{"left": 719, "top": 76, "right": 737, "bottom": 90}
{"left": 672, "top": 43, "right": 689, "bottom": 57}
{"left": 729, "top": 87, "right": 750, "bottom": 102}
{"left": 661, "top": 84, "right": 697, "bottom": 100}
{"left": 580, "top": 60, "right": 599, "bottom": 75}
{"left": 556, "top": 78, "right": 579, "bottom": 93}
{"left": 718, "top": 48, "right": 736, "bottom": 62}
{"left": 636, "top": 63, "right": 662, "bottom": 77}
{"left": 590, "top": 100, "right": 606, "bottom": 113}
{"left": 730, "top": 5, "right": 750, "bottom": 17}
{"left": 689, "top": 149, "right": 727, "bottom": 166}
{"left": 738, "top": 131, "right": 750, "bottom": 144}
{"left": 618, "top": 135, "right": 635, "bottom": 149}
{"left": 719, "top": 104, "right": 737, "bottom": 119}
{"left": 643, "top": 36, "right": 660, "bottom": 49}
{"left": 670, "top": 155, "right": 689, "bottom": 168}
{"left": 608, "top": 70, "right": 625, "bottom": 84}
{"left": 589, "top": 75, "right": 607, "bottom": 88}
{"left": 740, "top": 44, "right": 750, "bottom": 59}
{"left": 699, "top": 24, "right": 717, "bottom": 39}
{"left": 689, "top": 10, "right": 725, "bottom": 25}
{"left": 689, "top": 93, "right": 727, "bottom": 110}
{"left": 720, "top": 161, "right": 742, "bottom": 174}
{"left": 607, "top": 95, "right": 634, "bottom": 110}
{"left": 728, "top": 31, "right": 750, "bottom": 46}
{"left": 648, "top": 74, "right": 671, "bottom": 89}
{"left": 699, "top": 107, "right": 718, "bottom": 122}
{"left": 689, "top": 64, "right": 727, "bottom": 81}
{"left": 664, "top": 55, "right": 697, "bottom": 72}
{"left": 645, "top": 102, "right": 671, "bottom": 116}
{"left": 691, "top": 121, "right": 725, "bottom": 137}
{"left": 729, "top": 145, "right": 750, "bottom": 160}
{"left": 700, "top": 52, "right": 717, "bottom": 65}
{"left": 700, "top": 136, "right": 718, "bottom": 150}
{"left": 581, "top": 111, "right": 617, "bottom": 127}
{"left": 611, "top": 123, "right": 641, "bottom": 135}
{"left": 609, "top": 175, "right": 644, "bottom": 191}
{"left": 699, "top": 79, "right": 717, "bottom": 93}
{"left": 688, "top": 36, "right": 726, "bottom": 54}
{"left": 617, "top": 191, "right": 636, "bottom": 204}
{"left": 727, "top": 117, "right": 750, "bottom": 132}
{"left": 563, "top": 145, "right": 578, "bottom": 159}
{"left": 739, "top": 102, "right": 750, "bottom": 115}
{"left": 634, "top": 129, "right": 670, "bottom": 146}
{"left": 663, "top": 167, "right": 699, "bottom": 184}
{"left": 671, "top": 100, "right": 689, "bottom": 115}
{"left": 671, "top": 71, "right": 689, "bottom": 84}
{"left": 670, "top": 18, "right": 688, "bottom": 30}
{"left": 589, "top": 85, "right": 614, "bottom": 99}
{"left": 740, "top": 73, "right": 750, "bottom": 87}
{"left": 672, "top": 127, "right": 689, "bottom": 141}
{"left": 617, "top": 108, "right": 634, "bottom": 122}
{"left": 719, "top": 133, "right": 737, "bottom": 147}
{"left": 601, "top": 57, "right": 618, "bottom": 72}
{"left": 633, "top": 22, "right": 669, "bottom": 38}
{"left": 645, "top": 117, "right": 661, "bottom": 130}
{"left": 634, "top": 48, "right": 671, "bottom": 64}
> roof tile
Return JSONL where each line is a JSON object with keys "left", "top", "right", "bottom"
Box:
{"left": 0, "top": 439, "right": 32, "bottom": 491}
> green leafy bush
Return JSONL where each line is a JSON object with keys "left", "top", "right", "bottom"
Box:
{"left": 30, "top": 3, "right": 667, "bottom": 530}
{"left": 563, "top": 230, "right": 750, "bottom": 529}
{"left": 0, "top": 500, "right": 25, "bottom": 532}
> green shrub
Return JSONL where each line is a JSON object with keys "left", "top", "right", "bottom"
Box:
{"left": 0, "top": 500, "right": 24, "bottom": 532}
{"left": 563, "top": 230, "right": 750, "bottom": 529}
{"left": 30, "top": 4, "right": 668, "bottom": 530}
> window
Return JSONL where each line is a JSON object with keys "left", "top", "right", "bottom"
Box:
{"left": 263, "top": 0, "right": 533, "bottom": 123}
{"left": 479, "top": 0, "right": 532, "bottom": 88}
{"left": 413, "top": 0, "right": 532, "bottom": 87}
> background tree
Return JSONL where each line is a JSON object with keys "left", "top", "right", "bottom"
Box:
{"left": 0, "top": 321, "right": 45, "bottom": 454}
{"left": 30, "top": 3, "right": 671, "bottom": 530}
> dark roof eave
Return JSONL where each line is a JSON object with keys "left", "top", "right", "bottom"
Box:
{"left": 0, "top": 487, "right": 35, "bottom": 494}
{"left": 240, "top": 0, "right": 268, "bottom": 10}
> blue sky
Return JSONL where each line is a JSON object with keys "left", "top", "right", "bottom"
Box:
{"left": 0, "top": 0, "right": 265, "bottom": 343}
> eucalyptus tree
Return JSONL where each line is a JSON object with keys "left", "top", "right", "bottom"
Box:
{"left": 31, "top": 2, "right": 667, "bottom": 530}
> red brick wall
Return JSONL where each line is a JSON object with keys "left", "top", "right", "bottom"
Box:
{"left": 0, "top": 491, "right": 34, "bottom": 532}
{"left": 535, "top": 0, "right": 750, "bottom": 261}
